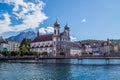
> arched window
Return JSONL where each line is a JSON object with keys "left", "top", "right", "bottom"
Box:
{"left": 54, "top": 30, "right": 56, "bottom": 34}
{"left": 58, "top": 30, "right": 59, "bottom": 34}
{"left": 54, "top": 41, "right": 56, "bottom": 45}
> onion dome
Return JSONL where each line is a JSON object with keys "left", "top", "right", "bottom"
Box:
{"left": 64, "top": 24, "right": 69, "bottom": 30}
{"left": 54, "top": 19, "right": 60, "bottom": 27}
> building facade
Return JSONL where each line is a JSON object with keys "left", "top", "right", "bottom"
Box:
{"left": 70, "top": 42, "right": 82, "bottom": 56}
{"left": 7, "top": 40, "right": 20, "bottom": 51}
{"left": 0, "top": 36, "right": 10, "bottom": 51}
{"left": 30, "top": 20, "right": 71, "bottom": 56}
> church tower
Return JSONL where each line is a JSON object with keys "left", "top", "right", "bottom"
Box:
{"left": 53, "top": 19, "right": 60, "bottom": 56}
{"left": 54, "top": 20, "right": 60, "bottom": 35}
{"left": 63, "top": 23, "right": 70, "bottom": 55}
{"left": 64, "top": 23, "right": 70, "bottom": 37}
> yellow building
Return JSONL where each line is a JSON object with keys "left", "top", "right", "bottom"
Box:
{"left": 114, "top": 44, "right": 119, "bottom": 53}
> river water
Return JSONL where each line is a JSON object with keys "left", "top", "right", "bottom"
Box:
{"left": 0, "top": 59, "right": 120, "bottom": 80}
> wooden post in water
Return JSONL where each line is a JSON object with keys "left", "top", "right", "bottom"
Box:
{"left": 81, "top": 59, "right": 83, "bottom": 65}
{"left": 79, "top": 58, "right": 83, "bottom": 65}
{"left": 77, "top": 59, "right": 79, "bottom": 64}
{"left": 108, "top": 59, "right": 110, "bottom": 65}
{"left": 105, "top": 58, "right": 110, "bottom": 65}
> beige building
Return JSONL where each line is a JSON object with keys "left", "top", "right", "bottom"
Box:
{"left": 114, "top": 43, "right": 119, "bottom": 53}
{"left": 7, "top": 40, "right": 20, "bottom": 51}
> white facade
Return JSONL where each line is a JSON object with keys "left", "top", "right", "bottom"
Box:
{"left": 30, "top": 41, "right": 53, "bottom": 55}
{"left": 30, "top": 20, "right": 71, "bottom": 56}
{"left": 85, "top": 45, "right": 92, "bottom": 53}
{"left": 8, "top": 40, "right": 20, "bottom": 51}
{"left": 70, "top": 47, "right": 82, "bottom": 56}
{"left": 0, "top": 36, "right": 10, "bottom": 51}
{"left": 0, "top": 43, "right": 10, "bottom": 51}
{"left": 70, "top": 43, "right": 82, "bottom": 56}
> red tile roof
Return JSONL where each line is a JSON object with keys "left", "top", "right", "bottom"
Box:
{"left": 32, "top": 34, "right": 53, "bottom": 42}
{"left": 69, "top": 42, "right": 82, "bottom": 48}
{"left": 0, "top": 39, "right": 8, "bottom": 44}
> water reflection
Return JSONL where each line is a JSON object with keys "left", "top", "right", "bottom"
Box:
{"left": 0, "top": 59, "right": 120, "bottom": 80}
{"left": 49, "top": 59, "right": 72, "bottom": 80}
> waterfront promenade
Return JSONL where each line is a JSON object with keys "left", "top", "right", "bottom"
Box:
{"left": 1, "top": 55, "right": 120, "bottom": 65}
{"left": 1, "top": 55, "right": 120, "bottom": 60}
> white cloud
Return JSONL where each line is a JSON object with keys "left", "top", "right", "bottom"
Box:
{"left": 38, "top": 27, "right": 77, "bottom": 41}
{"left": 46, "top": 26, "right": 54, "bottom": 33}
{"left": 70, "top": 36, "right": 77, "bottom": 41}
{"left": 81, "top": 18, "right": 86, "bottom": 23}
{"left": 39, "top": 27, "right": 46, "bottom": 34}
{"left": 0, "top": 13, "right": 13, "bottom": 34}
{"left": 38, "top": 26, "right": 54, "bottom": 34}
{"left": 0, "top": 0, "right": 48, "bottom": 34}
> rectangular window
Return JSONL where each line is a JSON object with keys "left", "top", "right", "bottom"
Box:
{"left": 54, "top": 41, "right": 56, "bottom": 45}
{"left": 54, "top": 50, "right": 55, "bottom": 54}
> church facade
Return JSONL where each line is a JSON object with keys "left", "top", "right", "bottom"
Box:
{"left": 30, "top": 20, "right": 71, "bottom": 56}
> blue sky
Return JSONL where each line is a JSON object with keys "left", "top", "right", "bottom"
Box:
{"left": 0, "top": 0, "right": 120, "bottom": 41}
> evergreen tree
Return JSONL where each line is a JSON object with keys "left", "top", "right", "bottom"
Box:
{"left": 19, "top": 38, "right": 31, "bottom": 55}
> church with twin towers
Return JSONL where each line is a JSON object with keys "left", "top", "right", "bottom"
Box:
{"left": 30, "top": 20, "right": 71, "bottom": 56}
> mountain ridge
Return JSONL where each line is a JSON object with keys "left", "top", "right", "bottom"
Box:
{"left": 6, "top": 31, "right": 36, "bottom": 42}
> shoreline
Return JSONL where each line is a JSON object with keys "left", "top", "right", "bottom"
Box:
{"left": 1, "top": 55, "right": 120, "bottom": 60}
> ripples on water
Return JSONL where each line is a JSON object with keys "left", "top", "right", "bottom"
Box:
{"left": 0, "top": 59, "right": 120, "bottom": 80}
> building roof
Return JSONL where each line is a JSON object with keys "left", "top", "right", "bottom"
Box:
{"left": 0, "top": 36, "right": 8, "bottom": 44}
{"left": 69, "top": 42, "right": 82, "bottom": 48}
{"left": 0, "top": 40, "right": 8, "bottom": 44}
{"left": 64, "top": 24, "right": 69, "bottom": 30}
{"left": 7, "top": 40, "right": 20, "bottom": 43}
{"left": 54, "top": 20, "right": 60, "bottom": 27}
{"left": 32, "top": 34, "right": 53, "bottom": 42}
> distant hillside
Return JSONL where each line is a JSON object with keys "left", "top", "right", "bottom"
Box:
{"left": 6, "top": 31, "right": 36, "bottom": 42}
{"left": 79, "top": 39, "right": 105, "bottom": 43}
{"left": 75, "top": 39, "right": 105, "bottom": 45}
{"left": 76, "top": 39, "right": 120, "bottom": 44}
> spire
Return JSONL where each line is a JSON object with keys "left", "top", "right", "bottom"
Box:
{"left": 37, "top": 30, "right": 39, "bottom": 37}
{"left": 64, "top": 22, "right": 69, "bottom": 30}
{"left": 54, "top": 19, "right": 60, "bottom": 27}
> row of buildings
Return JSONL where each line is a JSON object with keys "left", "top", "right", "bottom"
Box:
{"left": 0, "top": 36, "right": 20, "bottom": 51}
{"left": 72, "top": 39, "right": 120, "bottom": 56}
{"left": 30, "top": 20, "right": 120, "bottom": 56}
